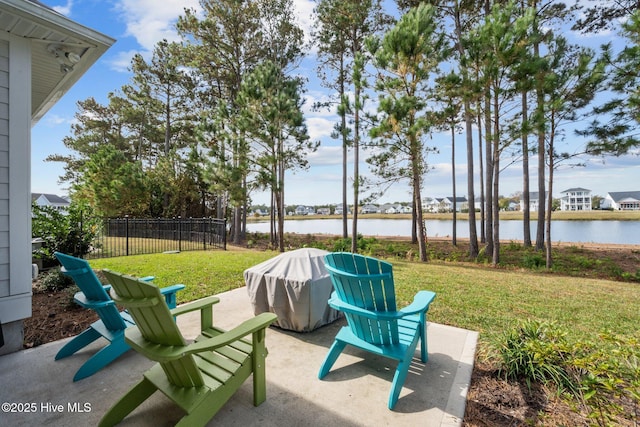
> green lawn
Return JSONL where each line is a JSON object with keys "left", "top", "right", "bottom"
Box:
{"left": 89, "top": 248, "right": 640, "bottom": 354}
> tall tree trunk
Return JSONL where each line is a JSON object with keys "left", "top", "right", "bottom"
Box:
{"left": 451, "top": 126, "right": 457, "bottom": 246}
{"left": 453, "top": 1, "right": 478, "bottom": 258}
{"left": 340, "top": 56, "right": 348, "bottom": 240}
{"left": 492, "top": 91, "right": 500, "bottom": 265}
{"left": 411, "top": 207, "right": 417, "bottom": 244}
{"left": 484, "top": 86, "right": 494, "bottom": 256}
{"left": 476, "top": 105, "right": 485, "bottom": 244}
{"left": 545, "top": 118, "right": 557, "bottom": 268}
{"left": 412, "top": 167, "right": 427, "bottom": 261}
{"left": 351, "top": 81, "right": 361, "bottom": 253}
{"left": 522, "top": 90, "right": 532, "bottom": 247}
{"left": 534, "top": 41, "right": 546, "bottom": 251}
{"left": 277, "top": 141, "right": 285, "bottom": 252}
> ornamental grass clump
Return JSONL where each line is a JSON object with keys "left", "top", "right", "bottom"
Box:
{"left": 496, "top": 320, "right": 577, "bottom": 394}
{"left": 496, "top": 320, "right": 640, "bottom": 426}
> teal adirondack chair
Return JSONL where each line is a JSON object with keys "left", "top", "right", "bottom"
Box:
{"left": 319, "top": 252, "right": 436, "bottom": 409}
{"left": 99, "top": 270, "right": 278, "bottom": 427}
{"left": 53, "top": 252, "right": 185, "bottom": 381}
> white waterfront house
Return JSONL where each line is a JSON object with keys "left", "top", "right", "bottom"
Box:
{"left": 559, "top": 188, "right": 592, "bottom": 211}
{"left": 521, "top": 192, "right": 549, "bottom": 212}
{"left": 0, "top": 0, "right": 114, "bottom": 355}
{"left": 601, "top": 191, "right": 640, "bottom": 210}
{"left": 440, "top": 197, "right": 468, "bottom": 212}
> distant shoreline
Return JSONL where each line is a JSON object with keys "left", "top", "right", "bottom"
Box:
{"left": 248, "top": 210, "right": 640, "bottom": 222}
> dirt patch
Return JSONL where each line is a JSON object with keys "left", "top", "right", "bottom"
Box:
{"left": 23, "top": 287, "right": 99, "bottom": 349}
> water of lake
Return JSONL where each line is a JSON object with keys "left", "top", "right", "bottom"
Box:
{"left": 247, "top": 218, "right": 640, "bottom": 245}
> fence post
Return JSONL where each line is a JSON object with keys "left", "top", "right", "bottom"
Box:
{"left": 125, "top": 215, "right": 129, "bottom": 256}
{"left": 178, "top": 216, "right": 182, "bottom": 252}
{"left": 223, "top": 218, "right": 227, "bottom": 250}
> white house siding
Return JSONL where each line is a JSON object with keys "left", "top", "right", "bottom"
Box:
{"left": 0, "top": 35, "right": 32, "bottom": 354}
{"left": 0, "top": 39, "right": 9, "bottom": 301}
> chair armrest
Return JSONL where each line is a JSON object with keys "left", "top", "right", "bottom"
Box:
{"left": 328, "top": 294, "right": 401, "bottom": 321}
{"left": 160, "top": 284, "right": 186, "bottom": 294}
{"left": 140, "top": 276, "right": 155, "bottom": 282}
{"left": 126, "top": 312, "right": 278, "bottom": 362}
{"left": 159, "top": 284, "right": 186, "bottom": 309}
{"left": 398, "top": 290, "right": 436, "bottom": 315}
{"left": 329, "top": 290, "right": 435, "bottom": 321}
{"left": 325, "top": 264, "right": 392, "bottom": 281}
{"left": 182, "top": 312, "right": 278, "bottom": 356}
{"left": 170, "top": 296, "right": 220, "bottom": 317}
{"left": 74, "top": 291, "right": 116, "bottom": 309}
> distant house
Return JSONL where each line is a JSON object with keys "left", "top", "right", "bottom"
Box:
{"left": 380, "top": 203, "right": 404, "bottom": 214}
{"left": 559, "top": 188, "right": 592, "bottom": 211}
{"left": 334, "top": 203, "right": 350, "bottom": 215}
{"left": 601, "top": 191, "right": 640, "bottom": 210}
{"left": 521, "top": 192, "right": 549, "bottom": 212}
{"left": 360, "top": 204, "right": 379, "bottom": 214}
{"left": 507, "top": 201, "right": 519, "bottom": 211}
{"left": 295, "top": 205, "right": 315, "bottom": 215}
{"left": 440, "top": 197, "right": 468, "bottom": 213}
{"left": 423, "top": 198, "right": 441, "bottom": 213}
{"left": 32, "top": 193, "right": 70, "bottom": 212}
{"left": 316, "top": 207, "right": 330, "bottom": 215}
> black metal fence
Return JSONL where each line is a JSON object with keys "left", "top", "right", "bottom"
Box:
{"left": 85, "top": 217, "right": 227, "bottom": 259}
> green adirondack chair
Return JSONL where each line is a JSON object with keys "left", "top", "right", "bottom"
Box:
{"left": 99, "top": 270, "right": 278, "bottom": 427}
{"left": 319, "top": 252, "right": 436, "bottom": 410}
{"left": 53, "top": 252, "right": 184, "bottom": 381}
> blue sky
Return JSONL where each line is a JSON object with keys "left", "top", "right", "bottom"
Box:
{"left": 31, "top": 0, "right": 640, "bottom": 206}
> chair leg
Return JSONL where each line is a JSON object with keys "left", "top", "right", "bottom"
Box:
{"left": 72, "top": 338, "right": 130, "bottom": 381}
{"left": 55, "top": 327, "right": 101, "bottom": 360}
{"left": 98, "top": 377, "right": 157, "bottom": 427}
{"left": 419, "top": 313, "right": 428, "bottom": 363}
{"left": 318, "top": 339, "right": 347, "bottom": 379}
{"left": 175, "top": 396, "right": 222, "bottom": 427}
{"left": 388, "top": 337, "right": 421, "bottom": 410}
{"left": 388, "top": 356, "right": 413, "bottom": 410}
{"left": 252, "top": 328, "right": 268, "bottom": 406}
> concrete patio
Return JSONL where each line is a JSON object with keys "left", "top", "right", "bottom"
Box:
{"left": 0, "top": 287, "right": 478, "bottom": 426}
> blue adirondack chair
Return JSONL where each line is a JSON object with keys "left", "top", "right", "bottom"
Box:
{"left": 319, "top": 252, "right": 436, "bottom": 409}
{"left": 53, "top": 252, "right": 185, "bottom": 381}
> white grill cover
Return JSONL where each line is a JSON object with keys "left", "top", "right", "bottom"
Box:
{"left": 244, "top": 248, "right": 342, "bottom": 332}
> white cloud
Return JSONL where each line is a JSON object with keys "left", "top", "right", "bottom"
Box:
{"left": 306, "top": 117, "right": 335, "bottom": 141}
{"left": 52, "top": 0, "right": 73, "bottom": 16}
{"left": 44, "top": 114, "right": 72, "bottom": 126}
{"left": 107, "top": 49, "right": 139, "bottom": 73}
{"left": 292, "top": 0, "right": 316, "bottom": 47}
{"left": 114, "top": 0, "right": 201, "bottom": 51}
{"left": 307, "top": 145, "right": 345, "bottom": 166}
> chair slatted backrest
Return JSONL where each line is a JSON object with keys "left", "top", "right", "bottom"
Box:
{"left": 102, "top": 270, "right": 204, "bottom": 388}
{"left": 54, "top": 252, "right": 126, "bottom": 331}
{"left": 324, "top": 252, "right": 399, "bottom": 345}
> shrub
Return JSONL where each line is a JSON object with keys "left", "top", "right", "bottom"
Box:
{"left": 36, "top": 268, "right": 75, "bottom": 292}
{"left": 496, "top": 321, "right": 640, "bottom": 426}
{"left": 523, "top": 253, "right": 545, "bottom": 269}
{"left": 32, "top": 201, "right": 101, "bottom": 265}
{"left": 496, "top": 320, "right": 577, "bottom": 393}
{"left": 571, "top": 333, "right": 640, "bottom": 426}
